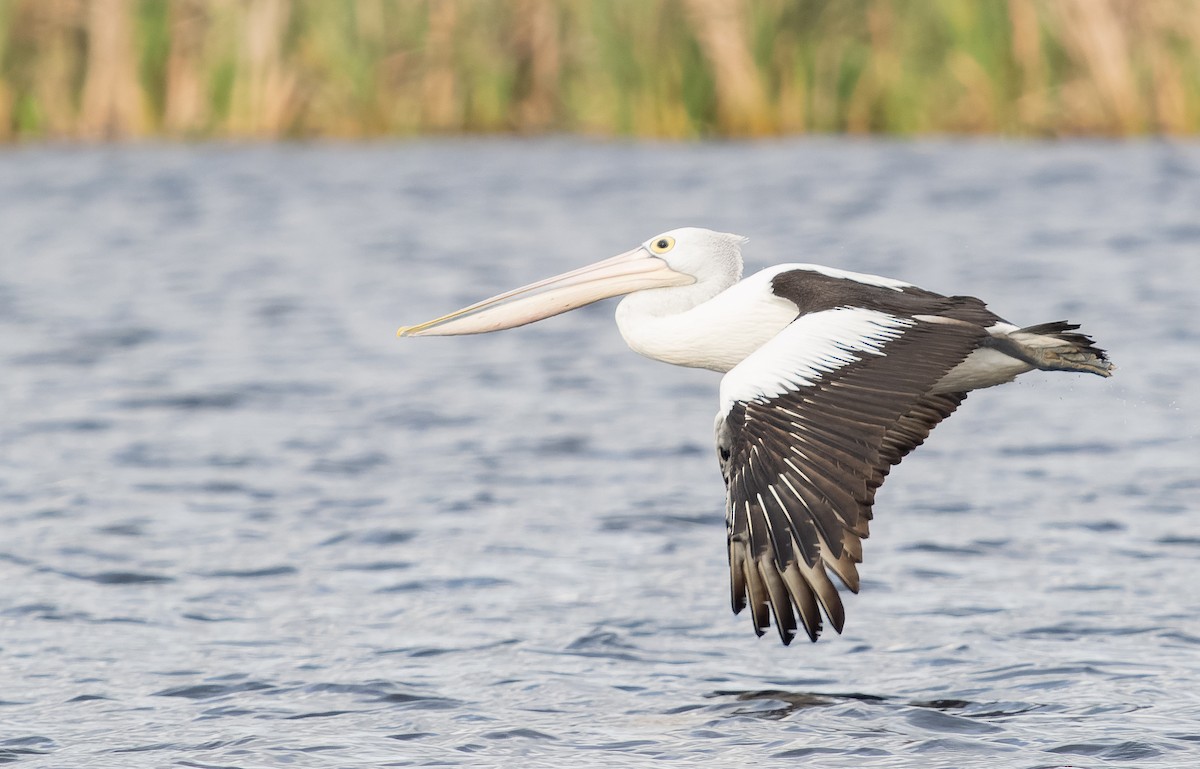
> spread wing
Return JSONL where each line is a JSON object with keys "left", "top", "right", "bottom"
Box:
{"left": 715, "top": 307, "right": 984, "bottom": 644}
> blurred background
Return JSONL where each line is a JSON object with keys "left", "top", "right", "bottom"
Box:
{"left": 2, "top": 0, "right": 1199, "bottom": 141}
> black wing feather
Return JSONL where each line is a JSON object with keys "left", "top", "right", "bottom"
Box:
{"left": 721, "top": 314, "right": 985, "bottom": 643}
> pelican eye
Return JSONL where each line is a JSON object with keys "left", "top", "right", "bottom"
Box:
{"left": 649, "top": 236, "right": 676, "bottom": 254}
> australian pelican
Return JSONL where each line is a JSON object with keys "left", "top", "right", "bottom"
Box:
{"left": 398, "top": 228, "right": 1113, "bottom": 645}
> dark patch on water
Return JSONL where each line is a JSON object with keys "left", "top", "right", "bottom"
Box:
{"left": 154, "top": 681, "right": 275, "bottom": 700}
{"left": 3, "top": 603, "right": 61, "bottom": 617}
{"left": 903, "top": 706, "right": 1003, "bottom": 735}
{"left": 308, "top": 452, "right": 390, "bottom": 476}
{"left": 1047, "top": 740, "right": 1163, "bottom": 760}
{"left": 534, "top": 435, "right": 591, "bottom": 455}
{"left": 374, "top": 693, "right": 461, "bottom": 710}
{"left": 16, "top": 418, "right": 113, "bottom": 435}
{"left": 181, "top": 613, "right": 244, "bottom": 623}
{"left": 118, "top": 391, "right": 245, "bottom": 410}
{"left": 200, "top": 566, "right": 297, "bottom": 579}
{"left": 63, "top": 571, "right": 175, "bottom": 585}
{"left": 352, "top": 528, "right": 417, "bottom": 545}
{"left": 284, "top": 710, "right": 356, "bottom": 720}
{"left": 1157, "top": 535, "right": 1200, "bottom": 547}
{"left": 900, "top": 542, "right": 987, "bottom": 556}
{"left": 0, "top": 736, "right": 55, "bottom": 764}
{"left": 1019, "top": 623, "right": 1159, "bottom": 638}
{"left": 600, "top": 511, "right": 720, "bottom": 533}
{"left": 1055, "top": 519, "right": 1126, "bottom": 532}
{"left": 379, "top": 406, "right": 478, "bottom": 429}
{"left": 133, "top": 480, "right": 275, "bottom": 499}
{"left": 999, "top": 441, "right": 1119, "bottom": 457}
{"left": 377, "top": 576, "right": 510, "bottom": 593}
{"left": 96, "top": 520, "right": 148, "bottom": 537}
{"left": 335, "top": 560, "right": 412, "bottom": 571}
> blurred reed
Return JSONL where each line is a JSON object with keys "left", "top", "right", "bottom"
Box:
{"left": 1, "top": 0, "right": 1199, "bottom": 141}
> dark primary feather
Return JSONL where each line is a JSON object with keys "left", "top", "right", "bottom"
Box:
{"left": 720, "top": 312, "right": 985, "bottom": 645}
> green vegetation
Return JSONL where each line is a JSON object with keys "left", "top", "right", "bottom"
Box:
{"left": 1, "top": 0, "right": 1199, "bottom": 141}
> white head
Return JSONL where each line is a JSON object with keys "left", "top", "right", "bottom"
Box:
{"left": 619, "top": 227, "right": 746, "bottom": 317}
{"left": 640, "top": 227, "right": 745, "bottom": 286}
{"left": 397, "top": 227, "right": 748, "bottom": 337}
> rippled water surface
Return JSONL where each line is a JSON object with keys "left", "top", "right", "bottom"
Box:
{"left": 2, "top": 140, "right": 1198, "bottom": 767}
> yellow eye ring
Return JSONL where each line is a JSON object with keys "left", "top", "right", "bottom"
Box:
{"left": 649, "top": 236, "right": 675, "bottom": 254}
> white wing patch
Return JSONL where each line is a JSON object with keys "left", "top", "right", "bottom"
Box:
{"left": 719, "top": 307, "right": 915, "bottom": 414}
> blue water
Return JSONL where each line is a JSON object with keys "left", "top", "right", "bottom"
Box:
{"left": 1, "top": 139, "right": 1198, "bottom": 767}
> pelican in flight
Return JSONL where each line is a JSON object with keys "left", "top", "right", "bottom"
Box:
{"left": 398, "top": 228, "right": 1112, "bottom": 645}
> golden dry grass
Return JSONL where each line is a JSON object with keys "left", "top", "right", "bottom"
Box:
{"left": 1, "top": 0, "right": 1199, "bottom": 141}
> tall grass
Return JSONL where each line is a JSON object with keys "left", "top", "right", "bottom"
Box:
{"left": 1, "top": 0, "right": 1199, "bottom": 141}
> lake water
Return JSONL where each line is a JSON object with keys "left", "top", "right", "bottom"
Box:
{"left": 1, "top": 139, "right": 1198, "bottom": 767}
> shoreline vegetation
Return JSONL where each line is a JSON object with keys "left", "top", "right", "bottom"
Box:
{"left": 1, "top": 0, "right": 1198, "bottom": 142}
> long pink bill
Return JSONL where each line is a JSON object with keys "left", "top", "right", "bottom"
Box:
{"left": 397, "top": 247, "right": 693, "bottom": 337}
